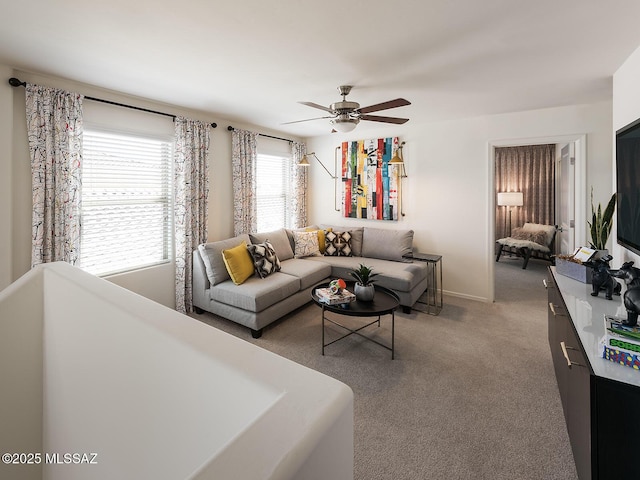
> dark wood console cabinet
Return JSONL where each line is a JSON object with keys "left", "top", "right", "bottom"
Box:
{"left": 547, "top": 267, "right": 640, "bottom": 480}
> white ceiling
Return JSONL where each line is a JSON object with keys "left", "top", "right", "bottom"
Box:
{"left": 2, "top": 0, "right": 640, "bottom": 138}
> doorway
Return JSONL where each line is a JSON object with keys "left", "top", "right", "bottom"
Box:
{"left": 488, "top": 134, "right": 586, "bottom": 302}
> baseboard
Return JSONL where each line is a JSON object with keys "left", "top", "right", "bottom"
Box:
{"left": 442, "top": 290, "right": 490, "bottom": 303}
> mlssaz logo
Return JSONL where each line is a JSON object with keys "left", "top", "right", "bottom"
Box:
{"left": 46, "top": 453, "right": 98, "bottom": 464}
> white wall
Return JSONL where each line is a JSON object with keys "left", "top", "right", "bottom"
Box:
{"left": 613, "top": 44, "right": 640, "bottom": 267}
{"left": 3, "top": 66, "right": 301, "bottom": 307}
{"left": 0, "top": 65, "right": 13, "bottom": 290}
{"left": 307, "top": 102, "right": 613, "bottom": 301}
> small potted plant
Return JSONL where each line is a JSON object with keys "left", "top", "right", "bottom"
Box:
{"left": 588, "top": 188, "right": 616, "bottom": 255}
{"left": 350, "top": 263, "right": 379, "bottom": 302}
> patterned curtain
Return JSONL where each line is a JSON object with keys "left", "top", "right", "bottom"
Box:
{"left": 174, "top": 117, "right": 211, "bottom": 313}
{"left": 495, "top": 144, "right": 555, "bottom": 240}
{"left": 231, "top": 129, "right": 258, "bottom": 236}
{"left": 290, "top": 141, "right": 308, "bottom": 228}
{"left": 25, "top": 84, "right": 84, "bottom": 268}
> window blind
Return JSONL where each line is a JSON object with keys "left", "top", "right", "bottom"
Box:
{"left": 80, "top": 129, "right": 172, "bottom": 276}
{"left": 256, "top": 153, "right": 292, "bottom": 232}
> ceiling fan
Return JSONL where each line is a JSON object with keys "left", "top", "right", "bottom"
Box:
{"left": 284, "top": 85, "right": 411, "bottom": 133}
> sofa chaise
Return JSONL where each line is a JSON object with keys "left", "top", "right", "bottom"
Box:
{"left": 496, "top": 222, "right": 557, "bottom": 269}
{"left": 193, "top": 225, "right": 429, "bottom": 338}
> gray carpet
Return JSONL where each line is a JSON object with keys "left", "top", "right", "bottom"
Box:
{"left": 193, "top": 256, "right": 578, "bottom": 480}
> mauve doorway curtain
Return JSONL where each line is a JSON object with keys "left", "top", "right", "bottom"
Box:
{"left": 495, "top": 144, "right": 555, "bottom": 240}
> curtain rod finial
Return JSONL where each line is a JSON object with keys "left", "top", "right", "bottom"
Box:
{"left": 8, "top": 77, "right": 26, "bottom": 87}
{"left": 227, "top": 126, "right": 234, "bottom": 131}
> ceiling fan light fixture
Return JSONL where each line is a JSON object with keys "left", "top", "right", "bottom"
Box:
{"left": 291, "top": 86, "right": 410, "bottom": 132}
{"left": 330, "top": 117, "right": 359, "bottom": 133}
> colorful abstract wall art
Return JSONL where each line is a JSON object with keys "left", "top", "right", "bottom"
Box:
{"left": 340, "top": 137, "right": 401, "bottom": 221}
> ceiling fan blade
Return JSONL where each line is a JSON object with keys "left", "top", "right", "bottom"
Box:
{"left": 360, "top": 114, "right": 409, "bottom": 125}
{"left": 358, "top": 98, "right": 411, "bottom": 114}
{"left": 299, "top": 101, "right": 334, "bottom": 113}
{"left": 281, "top": 116, "right": 333, "bottom": 125}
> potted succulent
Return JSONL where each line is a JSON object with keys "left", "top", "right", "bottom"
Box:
{"left": 588, "top": 188, "right": 616, "bottom": 254}
{"left": 350, "top": 263, "right": 379, "bottom": 302}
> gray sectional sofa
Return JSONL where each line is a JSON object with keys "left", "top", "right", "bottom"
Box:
{"left": 193, "top": 225, "right": 429, "bottom": 338}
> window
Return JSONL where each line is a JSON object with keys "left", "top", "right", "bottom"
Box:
{"left": 80, "top": 129, "right": 172, "bottom": 276}
{"left": 256, "top": 153, "right": 295, "bottom": 232}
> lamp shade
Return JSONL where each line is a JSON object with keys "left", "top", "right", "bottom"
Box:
{"left": 389, "top": 152, "right": 403, "bottom": 164}
{"left": 497, "top": 192, "right": 523, "bottom": 207}
{"left": 298, "top": 154, "right": 310, "bottom": 167}
{"left": 389, "top": 141, "right": 405, "bottom": 164}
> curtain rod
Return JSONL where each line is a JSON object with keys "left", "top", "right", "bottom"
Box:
{"left": 8, "top": 77, "right": 217, "bottom": 128}
{"left": 226, "top": 125, "right": 292, "bottom": 143}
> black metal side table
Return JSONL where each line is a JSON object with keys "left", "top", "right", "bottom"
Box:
{"left": 410, "top": 253, "right": 443, "bottom": 315}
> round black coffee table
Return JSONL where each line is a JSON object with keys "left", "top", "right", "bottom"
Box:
{"left": 312, "top": 281, "right": 400, "bottom": 359}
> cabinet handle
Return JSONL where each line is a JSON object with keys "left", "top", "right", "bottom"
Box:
{"left": 543, "top": 279, "right": 548, "bottom": 289}
{"left": 560, "top": 341, "right": 586, "bottom": 369}
{"left": 549, "top": 302, "right": 565, "bottom": 316}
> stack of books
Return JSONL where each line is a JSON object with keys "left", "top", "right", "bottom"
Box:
{"left": 316, "top": 288, "right": 356, "bottom": 305}
{"left": 603, "top": 315, "right": 640, "bottom": 370}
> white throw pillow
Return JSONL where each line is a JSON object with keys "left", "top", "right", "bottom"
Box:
{"left": 293, "top": 231, "right": 321, "bottom": 258}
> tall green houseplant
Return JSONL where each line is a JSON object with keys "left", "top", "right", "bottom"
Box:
{"left": 588, "top": 188, "right": 616, "bottom": 250}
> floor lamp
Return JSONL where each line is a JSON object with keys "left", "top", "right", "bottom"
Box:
{"left": 497, "top": 192, "right": 523, "bottom": 236}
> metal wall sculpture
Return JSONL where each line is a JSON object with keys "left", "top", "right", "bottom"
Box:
{"left": 340, "top": 137, "right": 400, "bottom": 221}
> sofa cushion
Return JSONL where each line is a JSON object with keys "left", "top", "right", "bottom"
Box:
{"left": 306, "top": 256, "right": 428, "bottom": 292}
{"left": 293, "top": 230, "right": 321, "bottom": 258}
{"left": 222, "top": 242, "right": 255, "bottom": 285}
{"left": 250, "top": 228, "right": 294, "bottom": 261}
{"left": 210, "top": 273, "right": 300, "bottom": 312}
{"left": 319, "top": 225, "right": 363, "bottom": 256}
{"left": 198, "top": 234, "right": 251, "bottom": 286}
{"left": 324, "top": 230, "right": 353, "bottom": 256}
{"left": 247, "top": 240, "right": 281, "bottom": 278}
{"left": 279, "top": 258, "right": 331, "bottom": 290}
{"left": 361, "top": 227, "right": 414, "bottom": 262}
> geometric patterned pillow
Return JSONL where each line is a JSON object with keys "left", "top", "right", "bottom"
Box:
{"left": 324, "top": 230, "right": 353, "bottom": 257}
{"left": 247, "top": 240, "right": 281, "bottom": 278}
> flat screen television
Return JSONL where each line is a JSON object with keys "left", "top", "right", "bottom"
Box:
{"left": 616, "top": 118, "right": 640, "bottom": 256}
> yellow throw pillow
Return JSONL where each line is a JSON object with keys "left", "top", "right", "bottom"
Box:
{"left": 306, "top": 227, "right": 331, "bottom": 253}
{"left": 222, "top": 242, "right": 254, "bottom": 285}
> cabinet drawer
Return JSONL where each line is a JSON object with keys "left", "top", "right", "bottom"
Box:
{"left": 563, "top": 321, "right": 592, "bottom": 480}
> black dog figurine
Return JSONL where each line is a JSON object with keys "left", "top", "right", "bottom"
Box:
{"left": 589, "top": 254, "right": 621, "bottom": 300}
{"left": 610, "top": 261, "right": 640, "bottom": 326}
